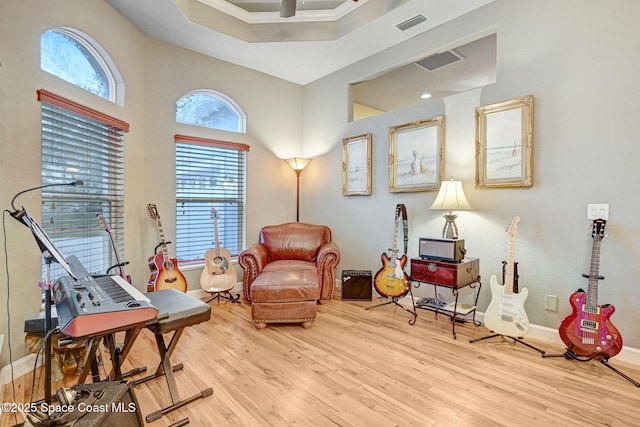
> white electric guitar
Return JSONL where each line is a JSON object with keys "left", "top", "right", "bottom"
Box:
{"left": 484, "top": 216, "right": 530, "bottom": 337}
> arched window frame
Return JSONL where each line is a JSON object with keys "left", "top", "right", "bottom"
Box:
{"left": 176, "top": 89, "right": 247, "bottom": 133}
{"left": 41, "top": 27, "right": 125, "bottom": 106}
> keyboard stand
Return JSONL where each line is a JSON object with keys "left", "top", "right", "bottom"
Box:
{"left": 75, "top": 322, "right": 147, "bottom": 384}
{"left": 133, "top": 289, "right": 213, "bottom": 423}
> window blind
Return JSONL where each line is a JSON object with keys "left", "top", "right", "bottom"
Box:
{"left": 40, "top": 94, "right": 126, "bottom": 278}
{"left": 175, "top": 136, "right": 248, "bottom": 262}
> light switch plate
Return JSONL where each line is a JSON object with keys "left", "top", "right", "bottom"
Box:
{"left": 587, "top": 204, "right": 609, "bottom": 220}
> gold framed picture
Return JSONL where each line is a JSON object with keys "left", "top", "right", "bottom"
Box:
{"left": 389, "top": 116, "right": 445, "bottom": 193}
{"left": 475, "top": 95, "right": 534, "bottom": 188}
{"left": 342, "top": 133, "right": 372, "bottom": 196}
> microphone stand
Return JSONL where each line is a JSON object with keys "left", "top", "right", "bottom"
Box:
{"left": 9, "top": 180, "right": 83, "bottom": 406}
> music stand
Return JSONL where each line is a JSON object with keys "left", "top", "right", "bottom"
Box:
{"left": 13, "top": 207, "right": 77, "bottom": 406}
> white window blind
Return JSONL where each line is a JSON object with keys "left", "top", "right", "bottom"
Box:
{"left": 39, "top": 90, "right": 128, "bottom": 278}
{"left": 175, "top": 135, "right": 249, "bottom": 262}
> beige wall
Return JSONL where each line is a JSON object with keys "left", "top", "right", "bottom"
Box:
{"left": 302, "top": 0, "right": 640, "bottom": 347}
{"left": 0, "top": 0, "right": 303, "bottom": 366}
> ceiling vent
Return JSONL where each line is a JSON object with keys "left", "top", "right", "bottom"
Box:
{"left": 415, "top": 50, "right": 464, "bottom": 71}
{"left": 396, "top": 14, "right": 428, "bottom": 31}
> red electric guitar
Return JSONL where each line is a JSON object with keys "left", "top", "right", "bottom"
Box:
{"left": 96, "top": 212, "right": 132, "bottom": 283}
{"left": 558, "top": 219, "right": 622, "bottom": 360}
{"left": 146, "top": 203, "right": 187, "bottom": 293}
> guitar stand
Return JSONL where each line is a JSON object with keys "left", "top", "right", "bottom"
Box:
{"left": 365, "top": 284, "right": 417, "bottom": 326}
{"left": 470, "top": 262, "right": 545, "bottom": 353}
{"left": 469, "top": 333, "right": 546, "bottom": 355}
{"left": 542, "top": 349, "right": 640, "bottom": 387}
{"left": 205, "top": 290, "right": 241, "bottom": 304}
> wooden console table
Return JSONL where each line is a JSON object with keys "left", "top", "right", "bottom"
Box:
{"left": 410, "top": 257, "right": 482, "bottom": 339}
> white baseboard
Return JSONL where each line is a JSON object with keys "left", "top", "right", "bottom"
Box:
{"left": 400, "top": 297, "right": 640, "bottom": 367}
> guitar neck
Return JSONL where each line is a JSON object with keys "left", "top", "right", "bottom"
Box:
{"left": 585, "top": 238, "right": 602, "bottom": 312}
{"left": 505, "top": 236, "right": 516, "bottom": 295}
{"left": 156, "top": 219, "right": 170, "bottom": 259}
{"left": 389, "top": 215, "right": 400, "bottom": 263}
{"left": 214, "top": 216, "right": 221, "bottom": 256}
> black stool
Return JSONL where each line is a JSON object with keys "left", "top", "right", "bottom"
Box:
{"left": 134, "top": 289, "right": 213, "bottom": 423}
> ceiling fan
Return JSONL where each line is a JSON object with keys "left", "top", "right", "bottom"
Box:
{"left": 280, "top": 0, "right": 359, "bottom": 19}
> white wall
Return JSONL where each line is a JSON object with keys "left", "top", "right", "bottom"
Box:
{"left": 302, "top": 0, "right": 640, "bottom": 347}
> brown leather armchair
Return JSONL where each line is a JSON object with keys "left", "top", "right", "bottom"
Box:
{"left": 238, "top": 222, "right": 340, "bottom": 329}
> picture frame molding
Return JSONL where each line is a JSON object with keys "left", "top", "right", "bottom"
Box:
{"left": 389, "top": 116, "right": 445, "bottom": 193}
{"left": 475, "top": 95, "right": 534, "bottom": 189}
{"left": 342, "top": 133, "right": 372, "bottom": 196}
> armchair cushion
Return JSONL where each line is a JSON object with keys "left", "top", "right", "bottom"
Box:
{"left": 238, "top": 222, "right": 340, "bottom": 329}
{"left": 239, "top": 222, "right": 340, "bottom": 304}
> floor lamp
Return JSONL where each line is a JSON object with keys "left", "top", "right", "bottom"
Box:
{"left": 285, "top": 157, "right": 312, "bottom": 222}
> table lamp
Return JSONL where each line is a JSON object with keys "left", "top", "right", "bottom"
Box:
{"left": 430, "top": 178, "right": 472, "bottom": 239}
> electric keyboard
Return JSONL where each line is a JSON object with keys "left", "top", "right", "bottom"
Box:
{"left": 53, "top": 256, "right": 158, "bottom": 337}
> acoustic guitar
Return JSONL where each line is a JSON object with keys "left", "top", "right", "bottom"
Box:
{"left": 373, "top": 204, "right": 410, "bottom": 299}
{"left": 484, "top": 216, "right": 530, "bottom": 337}
{"left": 96, "top": 212, "right": 131, "bottom": 283}
{"left": 146, "top": 203, "right": 187, "bottom": 293}
{"left": 200, "top": 208, "right": 237, "bottom": 292}
{"left": 559, "top": 219, "right": 622, "bottom": 360}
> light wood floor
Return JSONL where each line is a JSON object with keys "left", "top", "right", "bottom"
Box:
{"left": 3, "top": 296, "right": 640, "bottom": 426}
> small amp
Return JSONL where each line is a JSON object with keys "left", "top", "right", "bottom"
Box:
{"left": 341, "top": 270, "right": 372, "bottom": 301}
{"left": 419, "top": 238, "right": 466, "bottom": 262}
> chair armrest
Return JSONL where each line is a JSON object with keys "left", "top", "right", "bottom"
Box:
{"left": 238, "top": 243, "right": 269, "bottom": 302}
{"left": 316, "top": 241, "right": 341, "bottom": 303}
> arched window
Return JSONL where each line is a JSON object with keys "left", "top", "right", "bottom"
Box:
{"left": 41, "top": 27, "right": 124, "bottom": 105}
{"left": 176, "top": 90, "right": 247, "bottom": 133}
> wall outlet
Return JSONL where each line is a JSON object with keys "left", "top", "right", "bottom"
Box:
{"left": 544, "top": 294, "right": 558, "bottom": 312}
{"left": 587, "top": 204, "right": 609, "bottom": 220}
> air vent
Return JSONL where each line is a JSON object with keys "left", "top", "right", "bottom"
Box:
{"left": 415, "top": 50, "right": 464, "bottom": 71}
{"left": 396, "top": 14, "right": 428, "bottom": 31}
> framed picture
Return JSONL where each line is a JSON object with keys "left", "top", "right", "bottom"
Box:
{"left": 342, "top": 133, "right": 372, "bottom": 196}
{"left": 389, "top": 116, "right": 445, "bottom": 193}
{"left": 475, "top": 95, "right": 534, "bottom": 188}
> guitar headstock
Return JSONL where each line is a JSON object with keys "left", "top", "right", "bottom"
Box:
{"left": 211, "top": 208, "right": 219, "bottom": 220}
{"left": 592, "top": 219, "right": 606, "bottom": 240}
{"left": 147, "top": 203, "right": 160, "bottom": 221}
{"left": 507, "top": 216, "right": 521, "bottom": 237}
{"left": 96, "top": 212, "right": 110, "bottom": 232}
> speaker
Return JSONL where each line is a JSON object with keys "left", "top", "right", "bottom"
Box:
{"left": 419, "top": 238, "right": 466, "bottom": 262}
{"left": 341, "top": 270, "right": 372, "bottom": 300}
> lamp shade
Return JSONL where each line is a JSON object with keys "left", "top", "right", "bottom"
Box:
{"left": 430, "top": 180, "right": 472, "bottom": 211}
{"left": 285, "top": 157, "right": 312, "bottom": 172}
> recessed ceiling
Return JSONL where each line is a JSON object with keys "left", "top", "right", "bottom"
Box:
{"left": 105, "top": 0, "right": 495, "bottom": 85}
{"left": 353, "top": 33, "right": 497, "bottom": 114}
{"left": 226, "top": 0, "right": 350, "bottom": 14}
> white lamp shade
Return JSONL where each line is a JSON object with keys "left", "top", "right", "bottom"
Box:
{"left": 430, "top": 180, "right": 472, "bottom": 211}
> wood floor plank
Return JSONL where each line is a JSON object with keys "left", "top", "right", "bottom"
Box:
{"left": 3, "top": 297, "right": 640, "bottom": 426}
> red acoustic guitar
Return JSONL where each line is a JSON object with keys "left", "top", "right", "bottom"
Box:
{"left": 558, "top": 219, "right": 622, "bottom": 360}
{"left": 146, "top": 203, "right": 187, "bottom": 293}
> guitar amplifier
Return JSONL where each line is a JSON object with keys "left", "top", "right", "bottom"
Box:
{"left": 341, "top": 270, "right": 372, "bottom": 300}
{"left": 419, "top": 238, "right": 465, "bottom": 262}
{"left": 410, "top": 257, "right": 479, "bottom": 287}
